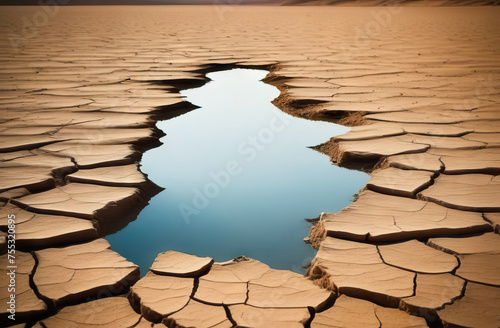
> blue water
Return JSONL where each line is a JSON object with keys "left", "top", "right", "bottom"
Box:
{"left": 106, "top": 69, "right": 369, "bottom": 275}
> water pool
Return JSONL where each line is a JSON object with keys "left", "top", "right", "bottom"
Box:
{"left": 106, "top": 68, "right": 369, "bottom": 275}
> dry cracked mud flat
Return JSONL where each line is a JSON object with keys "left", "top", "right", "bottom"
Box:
{"left": 0, "top": 5, "right": 499, "bottom": 328}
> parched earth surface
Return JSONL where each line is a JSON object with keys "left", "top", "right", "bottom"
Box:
{"left": 0, "top": 5, "right": 499, "bottom": 328}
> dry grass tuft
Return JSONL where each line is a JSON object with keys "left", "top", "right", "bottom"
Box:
{"left": 307, "top": 264, "right": 337, "bottom": 292}
{"left": 233, "top": 255, "right": 250, "bottom": 262}
{"left": 313, "top": 139, "right": 345, "bottom": 164}
{"left": 329, "top": 141, "right": 344, "bottom": 164}
{"left": 315, "top": 274, "right": 337, "bottom": 292}
{"left": 338, "top": 111, "right": 366, "bottom": 127}
{"left": 308, "top": 221, "right": 326, "bottom": 250}
{"left": 374, "top": 157, "right": 390, "bottom": 170}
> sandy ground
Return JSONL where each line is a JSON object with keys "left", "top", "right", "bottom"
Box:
{"left": 0, "top": 5, "right": 499, "bottom": 328}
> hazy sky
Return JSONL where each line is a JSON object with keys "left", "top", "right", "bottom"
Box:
{"left": 0, "top": 0, "right": 282, "bottom": 4}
